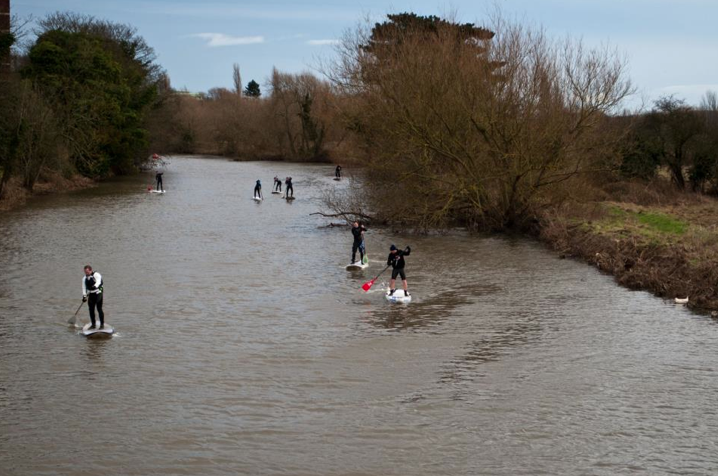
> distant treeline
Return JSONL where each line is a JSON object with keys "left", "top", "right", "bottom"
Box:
{"left": 153, "top": 13, "right": 718, "bottom": 230}
{"left": 2, "top": 11, "right": 718, "bottom": 232}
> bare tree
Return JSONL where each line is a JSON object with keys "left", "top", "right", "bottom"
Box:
{"left": 701, "top": 90, "right": 717, "bottom": 112}
{"left": 233, "top": 63, "right": 242, "bottom": 96}
{"left": 331, "top": 12, "right": 633, "bottom": 230}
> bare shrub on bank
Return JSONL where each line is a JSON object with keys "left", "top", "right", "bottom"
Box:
{"left": 331, "top": 12, "right": 633, "bottom": 230}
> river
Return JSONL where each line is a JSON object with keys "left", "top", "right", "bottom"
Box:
{"left": 1, "top": 156, "right": 717, "bottom": 475}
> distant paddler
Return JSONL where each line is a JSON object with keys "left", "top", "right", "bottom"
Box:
{"left": 351, "top": 221, "right": 367, "bottom": 264}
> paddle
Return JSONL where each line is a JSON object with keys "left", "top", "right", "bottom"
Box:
{"left": 68, "top": 300, "right": 85, "bottom": 326}
{"left": 361, "top": 265, "right": 390, "bottom": 292}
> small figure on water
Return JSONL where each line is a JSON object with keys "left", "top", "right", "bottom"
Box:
{"left": 351, "top": 221, "right": 366, "bottom": 264}
{"left": 285, "top": 177, "right": 294, "bottom": 198}
{"left": 254, "top": 179, "right": 262, "bottom": 199}
{"left": 82, "top": 265, "right": 105, "bottom": 329}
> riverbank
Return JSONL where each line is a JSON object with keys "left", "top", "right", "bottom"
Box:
{"left": 539, "top": 189, "right": 718, "bottom": 312}
{"left": 0, "top": 173, "right": 96, "bottom": 212}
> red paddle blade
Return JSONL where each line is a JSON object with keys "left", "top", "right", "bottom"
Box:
{"left": 361, "top": 279, "right": 376, "bottom": 292}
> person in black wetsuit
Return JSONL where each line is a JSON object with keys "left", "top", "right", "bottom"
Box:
{"left": 155, "top": 170, "right": 164, "bottom": 192}
{"left": 285, "top": 177, "right": 294, "bottom": 198}
{"left": 254, "top": 179, "right": 262, "bottom": 199}
{"left": 82, "top": 265, "right": 105, "bottom": 329}
{"left": 274, "top": 176, "right": 282, "bottom": 192}
{"left": 387, "top": 244, "right": 411, "bottom": 296}
{"left": 351, "top": 221, "right": 366, "bottom": 264}
{"left": 335, "top": 165, "right": 342, "bottom": 178}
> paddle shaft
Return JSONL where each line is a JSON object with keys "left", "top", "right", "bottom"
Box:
{"left": 362, "top": 265, "right": 390, "bottom": 292}
{"left": 68, "top": 300, "right": 85, "bottom": 325}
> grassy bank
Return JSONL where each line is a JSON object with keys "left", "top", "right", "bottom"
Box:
{"left": 540, "top": 192, "right": 718, "bottom": 311}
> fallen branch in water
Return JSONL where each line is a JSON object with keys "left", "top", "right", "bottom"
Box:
{"left": 318, "top": 222, "right": 350, "bottom": 228}
{"left": 310, "top": 211, "right": 374, "bottom": 221}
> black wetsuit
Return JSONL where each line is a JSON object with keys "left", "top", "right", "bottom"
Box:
{"left": 351, "top": 225, "right": 366, "bottom": 263}
{"left": 274, "top": 179, "right": 282, "bottom": 192}
{"left": 254, "top": 181, "right": 262, "bottom": 198}
{"left": 84, "top": 274, "right": 104, "bottom": 327}
{"left": 387, "top": 248, "right": 411, "bottom": 280}
{"left": 156, "top": 172, "right": 163, "bottom": 191}
{"left": 335, "top": 166, "right": 342, "bottom": 178}
{"left": 285, "top": 178, "right": 293, "bottom": 197}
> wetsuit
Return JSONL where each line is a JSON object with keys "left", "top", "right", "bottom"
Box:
{"left": 335, "top": 166, "right": 342, "bottom": 178}
{"left": 156, "top": 172, "right": 163, "bottom": 191}
{"left": 351, "top": 225, "right": 366, "bottom": 263}
{"left": 254, "top": 180, "right": 262, "bottom": 198}
{"left": 274, "top": 178, "right": 282, "bottom": 192}
{"left": 387, "top": 247, "right": 411, "bottom": 280}
{"left": 285, "top": 178, "right": 293, "bottom": 197}
{"left": 82, "top": 272, "right": 104, "bottom": 328}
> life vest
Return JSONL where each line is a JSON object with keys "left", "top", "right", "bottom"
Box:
{"left": 85, "top": 272, "right": 104, "bottom": 294}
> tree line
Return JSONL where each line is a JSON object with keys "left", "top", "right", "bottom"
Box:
{"left": 3, "top": 11, "right": 717, "bottom": 233}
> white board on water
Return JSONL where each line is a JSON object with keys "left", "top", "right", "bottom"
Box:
{"left": 82, "top": 323, "right": 115, "bottom": 337}
{"left": 345, "top": 261, "right": 368, "bottom": 270}
{"left": 149, "top": 190, "right": 166, "bottom": 194}
{"left": 252, "top": 196, "right": 263, "bottom": 201}
{"left": 385, "top": 289, "right": 412, "bottom": 303}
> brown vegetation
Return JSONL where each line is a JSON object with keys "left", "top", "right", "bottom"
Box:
{"left": 148, "top": 68, "right": 353, "bottom": 163}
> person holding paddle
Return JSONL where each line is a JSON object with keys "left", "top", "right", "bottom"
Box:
{"left": 254, "top": 179, "right": 262, "bottom": 199}
{"left": 285, "top": 177, "right": 294, "bottom": 198}
{"left": 273, "top": 176, "right": 282, "bottom": 192}
{"left": 387, "top": 244, "right": 411, "bottom": 296}
{"left": 82, "top": 265, "right": 105, "bottom": 329}
{"left": 351, "top": 221, "right": 367, "bottom": 264}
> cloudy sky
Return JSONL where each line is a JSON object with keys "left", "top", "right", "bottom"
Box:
{"left": 14, "top": 0, "right": 718, "bottom": 108}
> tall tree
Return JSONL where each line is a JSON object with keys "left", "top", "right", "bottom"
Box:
{"left": 644, "top": 96, "right": 704, "bottom": 189}
{"left": 333, "top": 12, "right": 632, "bottom": 229}
{"left": 21, "top": 13, "right": 163, "bottom": 176}
{"left": 232, "top": 63, "right": 242, "bottom": 96}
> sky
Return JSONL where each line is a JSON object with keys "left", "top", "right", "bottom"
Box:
{"left": 13, "top": 0, "right": 718, "bottom": 109}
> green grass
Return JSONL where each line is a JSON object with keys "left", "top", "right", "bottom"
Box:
{"left": 586, "top": 206, "right": 689, "bottom": 244}
{"left": 636, "top": 212, "right": 687, "bottom": 235}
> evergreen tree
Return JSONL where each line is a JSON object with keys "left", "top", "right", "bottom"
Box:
{"left": 244, "top": 79, "right": 261, "bottom": 97}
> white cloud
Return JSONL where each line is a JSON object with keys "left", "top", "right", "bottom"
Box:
{"left": 307, "top": 39, "right": 340, "bottom": 46}
{"left": 193, "top": 33, "right": 264, "bottom": 47}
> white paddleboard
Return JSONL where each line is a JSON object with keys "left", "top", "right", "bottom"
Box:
{"left": 149, "top": 190, "right": 166, "bottom": 194}
{"left": 385, "top": 289, "right": 412, "bottom": 303}
{"left": 252, "top": 196, "right": 263, "bottom": 201}
{"left": 271, "top": 191, "right": 281, "bottom": 194}
{"left": 346, "top": 261, "right": 368, "bottom": 270}
{"left": 82, "top": 323, "right": 115, "bottom": 337}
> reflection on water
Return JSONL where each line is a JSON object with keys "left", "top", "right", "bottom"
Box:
{"left": 1, "top": 156, "right": 718, "bottom": 475}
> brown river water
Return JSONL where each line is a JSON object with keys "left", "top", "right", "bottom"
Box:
{"left": 1, "top": 156, "right": 718, "bottom": 475}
